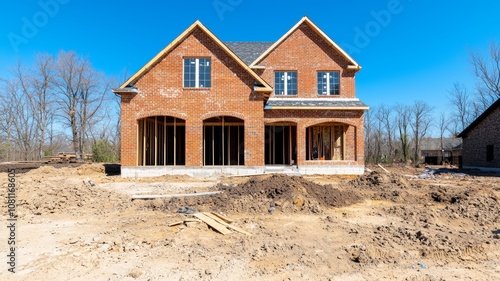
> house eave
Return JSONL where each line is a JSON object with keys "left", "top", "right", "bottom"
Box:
{"left": 264, "top": 106, "right": 369, "bottom": 110}
{"left": 112, "top": 87, "right": 138, "bottom": 94}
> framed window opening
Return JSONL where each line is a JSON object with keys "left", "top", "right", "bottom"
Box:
{"left": 274, "top": 71, "right": 297, "bottom": 95}
{"left": 317, "top": 71, "right": 340, "bottom": 95}
{"left": 183, "top": 58, "right": 211, "bottom": 88}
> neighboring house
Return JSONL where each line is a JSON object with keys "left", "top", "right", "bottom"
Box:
{"left": 113, "top": 17, "right": 369, "bottom": 177}
{"left": 458, "top": 98, "right": 500, "bottom": 170}
{"left": 419, "top": 138, "right": 462, "bottom": 165}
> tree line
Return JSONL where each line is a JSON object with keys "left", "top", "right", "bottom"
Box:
{"left": 365, "top": 42, "right": 500, "bottom": 165}
{"left": 0, "top": 51, "right": 120, "bottom": 162}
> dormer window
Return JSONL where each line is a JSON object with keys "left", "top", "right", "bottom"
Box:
{"left": 317, "top": 71, "right": 339, "bottom": 95}
{"left": 184, "top": 58, "right": 211, "bottom": 88}
{"left": 274, "top": 71, "right": 297, "bottom": 95}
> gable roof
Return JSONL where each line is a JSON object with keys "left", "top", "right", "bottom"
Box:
{"left": 113, "top": 21, "right": 273, "bottom": 94}
{"left": 225, "top": 42, "right": 274, "bottom": 65}
{"left": 250, "top": 16, "right": 361, "bottom": 70}
{"left": 457, "top": 98, "right": 500, "bottom": 138}
{"left": 420, "top": 138, "right": 462, "bottom": 151}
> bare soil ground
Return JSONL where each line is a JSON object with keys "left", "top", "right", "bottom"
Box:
{"left": 1, "top": 163, "right": 499, "bottom": 280}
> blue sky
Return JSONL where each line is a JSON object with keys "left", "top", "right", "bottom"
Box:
{"left": 1, "top": 0, "right": 499, "bottom": 135}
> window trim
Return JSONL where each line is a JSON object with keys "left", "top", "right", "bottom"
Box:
{"left": 183, "top": 57, "right": 211, "bottom": 89}
{"left": 274, "top": 71, "right": 297, "bottom": 96}
{"left": 317, "top": 71, "right": 340, "bottom": 96}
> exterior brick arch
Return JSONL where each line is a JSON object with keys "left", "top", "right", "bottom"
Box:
{"left": 115, "top": 17, "right": 368, "bottom": 175}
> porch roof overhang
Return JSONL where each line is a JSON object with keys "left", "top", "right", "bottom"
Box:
{"left": 112, "top": 85, "right": 138, "bottom": 95}
{"left": 264, "top": 98, "right": 369, "bottom": 110}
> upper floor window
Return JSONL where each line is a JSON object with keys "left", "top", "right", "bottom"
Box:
{"left": 275, "top": 71, "right": 297, "bottom": 95}
{"left": 317, "top": 71, "right": 339, "bottom": 95}
{"left": 184, "top": 58, "right": 211, "bottom": 88}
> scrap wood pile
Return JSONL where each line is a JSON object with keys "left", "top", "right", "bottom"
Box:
{"left": 168, "top": 211, "right": 251, "bottom": 236}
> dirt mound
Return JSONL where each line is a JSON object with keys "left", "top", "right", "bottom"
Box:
{"left": 347, "top": 171, "right": 413, "bottom": 202}
{"left": 349, "top": 171, "right": 410, "bottom": 189}
{"left": 76, "top": 163, "right": 105, "bottom": 176}
{"left": 141, "top": 174, "right": 361, "bottom": 214}
{"left": 433, "top": 186, "right": 499, "bottom": 226}
{"left": 11, "top": 174, "right": 130, "bottom": 216}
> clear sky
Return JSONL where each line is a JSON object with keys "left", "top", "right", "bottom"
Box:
{"left": 1, "top": 0, "right": 499, "bottom": 135}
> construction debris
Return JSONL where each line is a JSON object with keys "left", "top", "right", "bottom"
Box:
{"left": 168, "top": 218, "right": 201, "bottom": 227}
{"left": 377, "top": 163, "right": 390, "bottom": 174}
{"left": 131, "top": 191, "right": 223, "bottom": 200}
{"left": 192, "top": 212, "right": 251, "bottom": 236}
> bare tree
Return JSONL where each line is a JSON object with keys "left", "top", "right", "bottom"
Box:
{"left": 410, "top": 100, "right": 433, "bottom": 165}
{"left": 14, "top": 55, "right": 55, "bottom": 160}
{"left": 470, "top": 41, "right": 500, "bottom": 108}
{"left": 375, "top": 104, "right": 395, "bottom": 162}
{"left": 437, "top": 112, "right": 449, "bottom": 148}
{"left": 53, "top": 51, "right": 110, "bottom": 159}
{"left": 364, "top": 108, "right": 376, "bottom": 163}
{"left": 395, "top": 104, "right": 411, "bottom": 163}
{"left": 0, "top": 76, "right": 37, "bottom": 160}
{"left": 448, "top": 82, "right": 472, "bottom": 134}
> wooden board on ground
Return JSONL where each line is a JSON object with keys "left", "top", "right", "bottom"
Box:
{"left": 203, "top": 212, "right": 252, "bottom": 236}
{"left": 209, "top": 212, "right": 234, "bottom": 223}
{"left": 167, "top": 218, "right": 201, "bottom": 227}
{"left": 193, "top": 213, "right": 232, "bottom": 235}
{"left": 168, "top": 221, "right": 184, "bottom": 227}
{"left": 131, "top": 191, "right": 223, "bottom": 200}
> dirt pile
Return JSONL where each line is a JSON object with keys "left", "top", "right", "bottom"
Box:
{"left": 141, "top": 174, "right": 361, "bottom": 214}
{"left": 430, "top": 186, "right": 500, "bottom": 226}
{"left": 349, "top": 171, "right": 411, "bottom": 189}
{"left": 9, "top": 166, "right": 130, "bottom": 216}
{"left": 347, "top": 171, "right": 413, "bottom": 202}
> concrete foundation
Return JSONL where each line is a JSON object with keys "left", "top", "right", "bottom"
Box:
{"left": 121, "top": 165, "right": 365, "bottom": 178}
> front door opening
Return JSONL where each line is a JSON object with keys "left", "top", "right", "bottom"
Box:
{"left": 265, "top": 125, "right": 297, "bottom": 165}
{"left": 203, "top": 116, "right": 244, "bottom": 166}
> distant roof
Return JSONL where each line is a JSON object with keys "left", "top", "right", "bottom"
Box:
{"left": 264, "top": 98, "right": 369, "bottom": 110}
{"left": 224, "top": 42, "right": 274, "bottom": 65}
{"left": 457, "top": 98, "right": 500, "bottom": 138}
{"left": 420, "top": 138, "right": 463, "bottom": 151}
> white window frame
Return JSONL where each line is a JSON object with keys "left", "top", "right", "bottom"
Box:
{"left": 318, "top": 71, "right": 340, "bottom": 95}
{"left": 184, "top": 58, "right": 210, "bottom": 88}
{"left": 275, "top": 71, "right": 297, "bottom": 95}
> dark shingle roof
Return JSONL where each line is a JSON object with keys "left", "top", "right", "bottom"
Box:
{"left": 457, "top": 98, "right": 500, "bottom": 138}
{"left": 224, "top": 42, "right": 274, "bottom": 65}
{"left": 420, "top": 138, "right": 463, "bottom": 151}
{"left": 264, "top": 98, "right": 369, "bottom": 109}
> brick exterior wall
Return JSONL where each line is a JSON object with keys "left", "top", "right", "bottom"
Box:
{"left": 121, "top": 28, "right": 265, "bottom": 167}
{"left": 119, "top": 21, "right": 366, "bottom": 168}
{"left": 462, "top": 105, "right": 500, "bottom": 168}
{"left": 256, "top": 23, "right": 356, "bottom": 98}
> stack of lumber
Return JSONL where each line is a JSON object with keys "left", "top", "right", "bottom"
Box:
{"left": 169, "top": 212, "right": 251, "bottom": 236}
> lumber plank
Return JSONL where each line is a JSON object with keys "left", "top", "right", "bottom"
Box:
{"left": 168, "top": 221, "right": 184, "bottom": 227}
{"left": 203, "top": 212, "right": 251, "bottom": 236}
{"left": 131, "top": 191, "right": 222, "bottom": 200}
{"left": 209, "top": 212, "right": 234, "bottom": 223}
{"left": 193, "top": 213, "right": 232, "bottom": 235}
